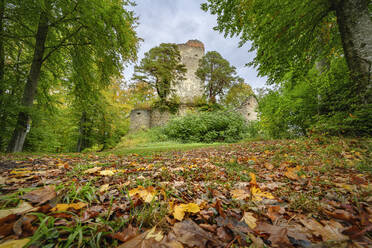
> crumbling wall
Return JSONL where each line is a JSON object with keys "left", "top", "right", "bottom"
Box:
{"left": 236, "top": 96, "right": 258, "bottom": 121}
{"left": 129, "top": 109, "right": 151, "bottom": 131}
{"left": 172, "top": 40, "right": 205, "bottom": 104}
{"left": 150, "top": 109, "right": 172, "bottom": 127}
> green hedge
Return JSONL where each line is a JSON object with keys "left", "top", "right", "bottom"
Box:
{"left": 162, "top": 111, "right": 248, "bottom": 143}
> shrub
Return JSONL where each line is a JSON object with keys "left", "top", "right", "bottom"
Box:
{"left": 162, "top": 111, "right": 247, "bottom": 143}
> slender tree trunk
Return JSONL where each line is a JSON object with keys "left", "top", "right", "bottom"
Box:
{"left": 335, "top": 0, "right": 372, "bottom": 104}
{"left": 7, "top": 11, "right": 49, "bottom": 152}
{"left": 76, "top": 111, "right": 87, "bottom": 152}
{"left": 0, "top": 0, "right": 5, "bottom": 151}
{"left": 0, "top": 0, "right": 4, "bottom": 88}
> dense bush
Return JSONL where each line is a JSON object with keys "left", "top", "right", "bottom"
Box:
{"left": 162, "top": 111, "right": 248, "bottom": 143}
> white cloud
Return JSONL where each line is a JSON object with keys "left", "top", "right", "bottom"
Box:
{"left": 124, "top": 0, "right": 267, "bottom": 89}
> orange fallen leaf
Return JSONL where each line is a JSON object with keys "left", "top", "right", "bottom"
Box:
{"left": 284, "top": 166, "right": 302, "bottom": 180}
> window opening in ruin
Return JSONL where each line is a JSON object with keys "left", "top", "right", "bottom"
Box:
{"left": 137, "top": 112, "right": 141, "bottom": 115}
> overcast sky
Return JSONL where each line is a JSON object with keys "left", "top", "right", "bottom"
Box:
{"left": 124, "top": 0, "right": 267, "bottom": 89}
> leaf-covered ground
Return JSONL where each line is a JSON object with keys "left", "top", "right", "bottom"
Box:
{"left": 0, "top": 137, "right": 371, "bottom": 248}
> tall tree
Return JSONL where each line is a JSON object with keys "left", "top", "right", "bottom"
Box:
{"left": 132, "top": 43, "right": 186, "bottom": 103}
{"left": 201, "top": 0, "right": 372, "bottom": 103}
{"left": 4, "top": 0, "right": 138, "bottom": 152}
{"left": 196, "top": 51, "right": 240, "bottom": 104}
{"left": 223, "top": 80, "right": 254, "bottom": 107}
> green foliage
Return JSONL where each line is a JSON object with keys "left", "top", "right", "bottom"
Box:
{"left": 133, "top": 43, "right": 186, "bottom": 102}
{"left": 258, "top": 57, "right": 371, "bottom": 138}
{"left": 201, "top": 0, "right": 340, "bottom": 84}
{"left": 162, "top": 111, "right": 248, "bottom": 143}
{"left": 196, "top": 51, "right": 240, "bottom": 104}
{"left": 223, "top": 80, "right": 254, "bottom": 107}
{"left": 202, "top": 0, "right": 371, "bottom": 138}
{"left": 152, "top": 95, "right": 181, "bottom": 114}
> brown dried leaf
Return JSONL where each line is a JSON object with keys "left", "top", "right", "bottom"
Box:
{"left": 255, "top": 223, "right": 291, "bottom": 247}
{"left": 0, "top": 202, "right": 34, "bottom": 219}
{"left": 230, "top": 189, "right": 250, "bottom": 200}
{"left": 21, "top": 186, "right": 56, "bottom": 204}
{"left": 173, "top": 219, "right": 218, "bottom": 247}
{"left": 216, "top": 227, "right": 232, "bottom": 242}
{"left": 299, "top": 217, "right": 348, "bottom": 241}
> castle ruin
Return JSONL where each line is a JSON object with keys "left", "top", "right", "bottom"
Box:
{"left": 172, "top": 40, "right": 205, "bottom": 103}
{"left": 129, "top": 40, "right": 258, "bottom": 132}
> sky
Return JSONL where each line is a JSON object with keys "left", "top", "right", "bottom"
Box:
{"left": 124, "top": 0, "right": 267, "bottom": 89}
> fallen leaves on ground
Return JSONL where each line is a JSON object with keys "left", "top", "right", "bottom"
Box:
{"left": 0, "top": 238, "right": 30, "bottom": 248}
{"left": 173, "top": 203, "right": 200, "bottom": 221}
{"left": 0, "top": 138, "right": 371, "bottom": 247}
{"left": 129, "top": 186, "right": 157, "bottom": 203}
{"left": 0, "top": 202, "right": 34, "bottom": 219}
{"left": 51, "top": 202, "right": 87, "bottom": 212}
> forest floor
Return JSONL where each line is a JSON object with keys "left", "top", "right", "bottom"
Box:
{"left": 0, "top": 137, "right": 371, "bottom": 248}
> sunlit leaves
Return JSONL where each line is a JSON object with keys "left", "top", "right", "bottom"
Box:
{"left": 129, "top": 186, "right": 157, "bottom": 203}
{"left": 51, "top": 202, "right": 87, "bottom": 212}
{"left": 173, "top": 203, "right": 200, "bottom": 221}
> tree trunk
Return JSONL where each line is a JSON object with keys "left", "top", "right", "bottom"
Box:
{"left": 335, "top": 0, "right": 372, "bottom": 104}
{"left": 76, "top": 111, "right": 87, "bottom": 152}
{"left": 7, "top": 11, "right": 49, "bottom": 152}
{"left": 0, "top": 0, "right": 5, "bottom": 151}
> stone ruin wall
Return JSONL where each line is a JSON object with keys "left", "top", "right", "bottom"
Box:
{"left": 172, "top": 40, "right": 205, "bottom": 104}
{"left": 236, "top": 96, "right": 259, "bottom": 121}
{"left": 129, "top": 109, "right": 151, "bottom": 131}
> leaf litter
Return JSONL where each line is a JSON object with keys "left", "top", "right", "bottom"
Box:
{"left": 0, "top": 138, "right": 371, "bottom": 247}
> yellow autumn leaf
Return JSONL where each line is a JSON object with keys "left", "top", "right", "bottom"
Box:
{"left": 51, "top": 202, "right": 87, "bottom": 212}
{"left": 250, "top": 186, "right": 274, "bottom": 202}
{"left": 335, "top": 183, "right": 356, "bottom": 192}
{"left": 99, "top": 184, "right": 110, "bottom": 193}
{"left": 99, "top": 169, "right": 116, "bottom": 176}
{"left": 145, "top": 226, "right": 164, "bottom": 242}
{"left": 173, "top": 203, "right": 200, "bottom": 221}
{"left": 249, "top": 172, "right": 257, "bottom": 185}
{"left": 241, "top": 212, "right": 257, "bottom": 229}
{"left": 10, "top": 169, "right": 32, "bottom": 176}
{"left": 231, "top": 189, "right": 250, "bottom": 200}
{"left": 129, "top": 186, "right": 157, "bottom": 203}
{"left": 284, "top": 166, "right": 302, "bottom": 180}
{"left": 84, "top": 167, "right": 102, "bottom": 174}
{"left": 0, "top": 238, "right": 30, "bottom": 248}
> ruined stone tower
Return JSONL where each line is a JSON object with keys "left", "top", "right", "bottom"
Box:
{"left": 172, "top": 40, "right": 205, "bottom": 103}
{"left": 129, "top": 40, "right": 205, "bottom": 131}
{"left": 129, "top": 40, "right": 257, "bottom": 132}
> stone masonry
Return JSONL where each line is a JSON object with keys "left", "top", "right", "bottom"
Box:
{"left": 172, "top": 40, "right": 205, "bottom": 104}
{"left": 236, "top": 96, "right": 259, "bottom": 121}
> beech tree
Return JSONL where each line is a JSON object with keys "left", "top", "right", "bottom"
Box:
{"left": 1, "top": 0, "right": 138, "bottom": 152}
{"left": 201, "top": 0, "right": 372, "bottom": 103}
{"left": 132, "top": 43, "right": 186, "bottom": 103}
{"left": 196, "top": 51, "right": 240, "bottom": 104}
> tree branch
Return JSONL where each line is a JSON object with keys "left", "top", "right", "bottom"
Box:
{"left": 42, "top": 25, "right": 86, "bottom": 62}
